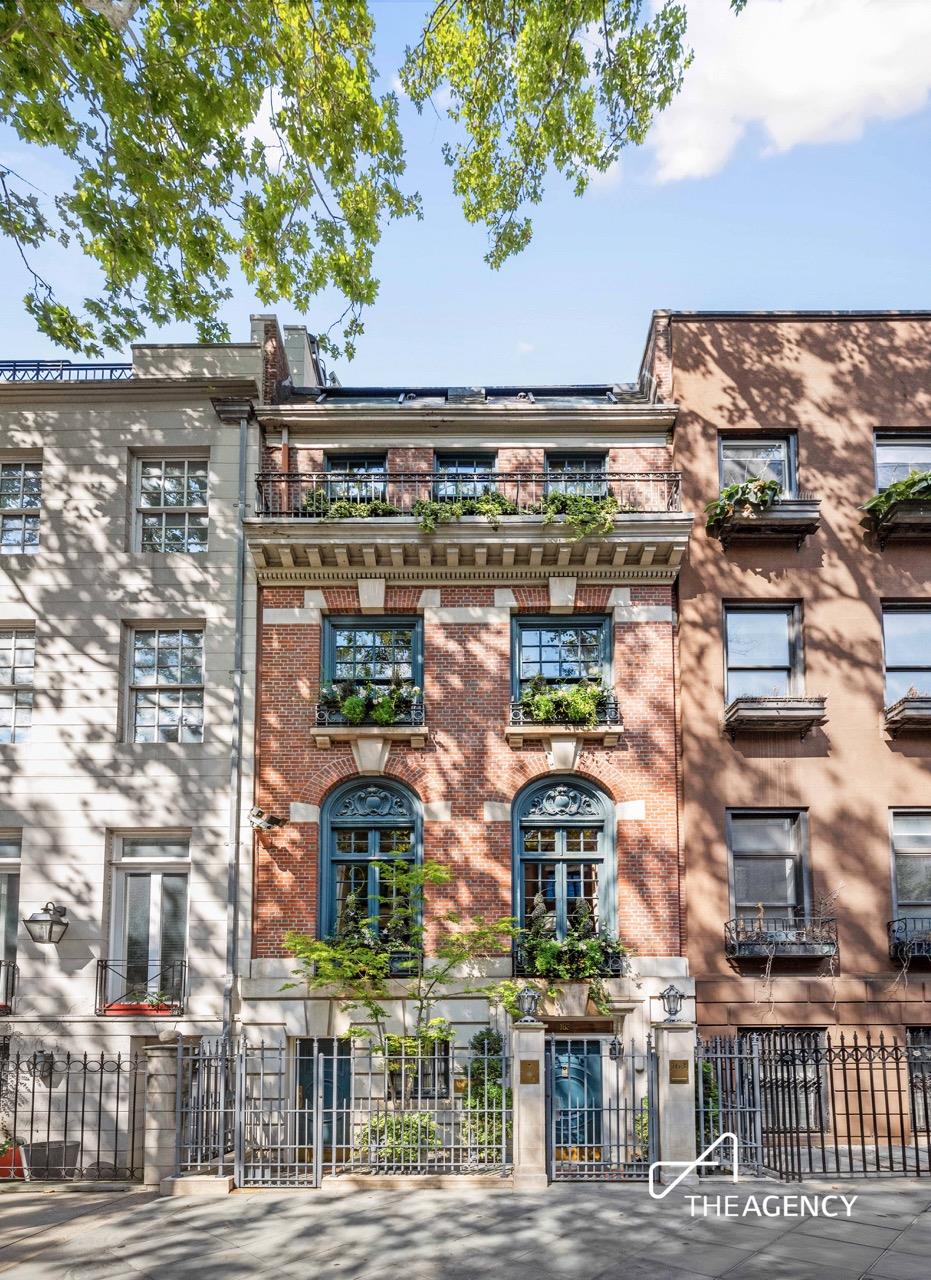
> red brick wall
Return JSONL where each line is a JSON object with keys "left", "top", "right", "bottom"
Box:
{"left": 253, "top": 583, "right": 681, "bottom": 960}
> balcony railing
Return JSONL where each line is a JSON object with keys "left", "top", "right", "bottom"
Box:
{"left": 254, "top": 470, "right": 682, "bottom": 518}
{"left": 314, "top": 699, "right": 425, "bottom": 729}
{"left": 509, "top": 695, "right": 621, "bottom": 728}
{"left": 0, "top": 959, "right": 16, "bottom": 1011}
{"left": 888, "top": 917, "right": 931, "bottom": 961}
{"left": 0, "top": 360, "right": 133, "bottom": 382}
{"left": 724, "top": 916, "right": 838, "bottom": 960}
{"left": 96, "top": 959, "right": 186, "bottom": 1015}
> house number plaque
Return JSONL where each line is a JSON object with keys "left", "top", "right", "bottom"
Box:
{"left": 668, "top": 1059, "right": 690, "bottom": 1083}
{"left": 519, "top": 1059, "right": 540, "bottom": 1085}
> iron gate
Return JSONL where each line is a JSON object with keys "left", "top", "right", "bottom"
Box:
{"left": 177, "top": 1037, "right": 511, "bottom": 1187}
{"left": 696, "top": 1031, "right": 931, "bottom": 1181}
{"left": 545, "top": 1036, "right": 657, "bottom": 1180}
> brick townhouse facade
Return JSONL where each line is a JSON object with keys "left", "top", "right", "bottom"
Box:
{"left": 641, "top": 310, "right": 931, "bottom": 1050}
{"left": 237, "top": 340, "right": 695, "bottom": 1052}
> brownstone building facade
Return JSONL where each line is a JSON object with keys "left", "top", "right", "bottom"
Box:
{"left": 642, "top": 311, "right": 931, "bottom": 1044}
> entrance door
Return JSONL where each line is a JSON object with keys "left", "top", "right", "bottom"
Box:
{"left": 552, "top": 1039, "right": 603, "bottom": 1158}
{"left": 295, "top": 1039, "right": 352, "bottom": 1168}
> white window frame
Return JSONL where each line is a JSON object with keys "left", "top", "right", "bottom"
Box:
{"left": 126, "top": 624, "right": 205, "bottom": 744}
{"left": 890, "top": 810, "right": 931, "bottom": 919}
{"left": 718, "top": 435, "right": 797, "bottom": 497}
{"left": 0, "top": 627, "right": 35, "bottom": 744}
{"left": 134, "top": 455, "right": 209, "bottom": 553}
{"left": 874, "top": 435, "right": 931, "bottom": 492}
{"left": 0, "top": 459, "right": 42, "bottom": 555}
{"left": 108, "top": 835, "right": 191, "bottom": 1002}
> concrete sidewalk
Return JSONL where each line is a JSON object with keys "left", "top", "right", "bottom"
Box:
{"left": 1, "top": 1179, "right": 930, "bottom": 1279}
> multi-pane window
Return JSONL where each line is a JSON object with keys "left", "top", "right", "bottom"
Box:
{"left": 724, "top": 606, "right": 799, "bottom": 701}
{"left": 720, "top": 437, "right": 794, "bottom": 495}
{"left": 891, "top": 812, "right": 931, "bottom": 922}
{"left": 875, "top": 436, "right": 931, "bottom": 490}
{"left": 544, "top": 453, "right": 608, "bottom": 496}
{"left": 109, "top": 837, "right": 189, "bottom": 1004}
{"left": 729, "top": 812, "right": 806, "bottom": 923}
{"left": 516, "top": 781, "right": 608, "bottom": 942}
{"left": 515, "top": 618, "right": 607, "bottom": 692}
{"left": 433, "top": 452, "right": 497, "bottom": 499}
{"left": 325, "top": 619, "right": 421, "bottom": 687}
{"left": 0, "top": 629, "right": 34, "bottom": 744}
{"left": 129, "top": 627, "right": 204, "bottom": 743}
{"left": 137, "top": 458, "right": 208, "bottom": 553}
{"left": 0, "top": 836, "right": 20, "bottom": 1006}
{"left": 0, "top": 462, "right": 41, "bottom": 554}
{"left": 883, "top": 608, "right": 931, "bottom": 703}
{"left": 325, "top": 453, "right": 387, "bottom": 502}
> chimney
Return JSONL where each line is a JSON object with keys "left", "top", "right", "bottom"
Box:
{"left": 283, "top": 325, "right": 326, "bottom": 389}
{"left": 250, "top": 314, "right": 291, "bottom": 405}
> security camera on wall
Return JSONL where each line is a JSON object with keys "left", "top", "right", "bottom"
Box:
{"left": 248, "top": 806, "right": 287, "bottom": 831}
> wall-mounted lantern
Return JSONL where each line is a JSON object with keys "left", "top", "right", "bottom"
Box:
{"left": 658, "top": 984, "right": 685, "bottom": 1022}
{"left": 23, "top": 903, "right": 69, "bottom": 945}
{"left": 515, "top": 985, "right": 543, "bottom": 1023}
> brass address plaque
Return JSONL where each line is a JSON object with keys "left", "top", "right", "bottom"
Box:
{"left": 519, "top": 1059, "right": 540, "bottom": 1085}
{"left": 668, "top": 1059, "right": 690, "bottom": 1084}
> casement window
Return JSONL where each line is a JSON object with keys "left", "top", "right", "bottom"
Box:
{"left": 883, "top": 607, "right": 931, "bottom": 703}
{"left": 324, "top": 618, "right": 422, "bottom": 688}
{"left": 108, "top": 837, "right": 189, "bottom": 1004}
{"left": 728, "top": 811, "right": 807, "bottom": 923}
{"left": 515, "top": 778, "right": 612, "bottom": 941}
{"left": 724, "top": 605, "right": 801, "bottom": 701}
{"left": 321, "top": 780, "right": 419, "bottom": 942}
{"left": 0, "top": 461, "right": 41, "bottom": 555}
{"left": 891, "top": 811, "right": 931, "bottom": 922}
{"left": 0, "top": 628, "right": 34, "bottom": 744}
{"left": 875, "top": 436, "right": 931, "bottom": 490}
{"left": 325, "top": 453, "right": 387, "bottom": 502}
{"left": 433, "top": 452, "right": 497, "bottom": 499}
{"left": 0, "top": 835, "right": 20, "bottom": 1007}
{"left": 129, "top": 627, "right": 204, "bottom": 743}
{"left": 544, "top": 452, "right": 608, "bottom": 496}
{"left": 719, "top": 436, "right": 796, "bottom": 496}
{"left": 136, "top": 458, "right": 208, "bottom": 553}
{"left": 513, "top": 617, "right": 609, "bottom": 694}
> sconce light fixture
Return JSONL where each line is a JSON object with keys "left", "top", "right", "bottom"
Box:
{"left": 515, "top": 985, "right": 543, "bottom": 1024}
{"left": 659, "top": 984, "right": 686, "bottom": 1022}
{"left": 23, "top": 903, "right": 69, "bottom": 945}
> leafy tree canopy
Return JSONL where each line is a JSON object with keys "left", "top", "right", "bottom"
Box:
{"left": 0, "top": 1, "right": 733, "bottom": 358}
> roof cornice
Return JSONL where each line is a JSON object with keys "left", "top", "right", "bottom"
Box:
{"left": 0, "top": 376, "right": 259, "bottom": 406}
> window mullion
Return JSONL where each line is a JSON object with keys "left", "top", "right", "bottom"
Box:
{"left": 556, "top": 862, "right": 568, "bottom": 939}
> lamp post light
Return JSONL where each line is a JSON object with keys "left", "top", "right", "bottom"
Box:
{"left": 515, "top": 984, "right": 543, "bottom": 1023}
{"left": 658, "top": 984, "right": 686, "bottom": 1022}
{"left": 23, "top": 903, "right": 69, "bottom": 945}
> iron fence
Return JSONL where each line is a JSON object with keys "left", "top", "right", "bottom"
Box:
{"left": 177, "top": 1038, "right": 511, "bottom": 1188}
{"left": 546, "top": 1036, "right": 656, "bottom": 1181}
{"left": 0, "top": 360, "right": 132, "bottom": 382}
{"left": 255, "top": 470, "right": 682, "bottom": 518}
{"left": 313, "top": 699, "right": 425, "bottom": 728}
{"left": 0, "top": 1050, "right": 144, "bottom": 1181}
{"left": 696, "top": 1031, "right": 931, "bottom": 1181}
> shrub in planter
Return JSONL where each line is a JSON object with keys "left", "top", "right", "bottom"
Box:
{"left": 519, "top": 675, "right": 606, "bottom": 727}
{"left": 357, "top": 1111, "right": 441, "bottom": 1163}
{"left": 863, "top": 470, "right": 931, "bottom": 519}
{"left": 301, "top": 487, "right": 331, "bottom": 515}
{"left": 318, "top": 681, "right": 421, "bottom": 727}
{"left": 412, "top": 492, "right": 518, "bottom": 533}
{"left": 340, "top": 694, "right": 368, "bottom": 725}
{"left": 536, "top": 491, "right": 619, "bottom": 539}
{"left": 512, "top": 897, "right": 628, "bottom": 1016}
{"left": 705, "top": 476, "right": 780, "bottom": 531}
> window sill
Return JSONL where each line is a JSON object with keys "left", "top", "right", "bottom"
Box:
{"left": 884, "top": 696, "right": 931, "bottom": 737}
{"left": 723, "top": 696, "right": 827, "bottom": 740}
{"left": 711, "top": 497, "right": 821, "bottom": 549}
{"left": 504, "top": 723, "right": 622, "bottom": 748}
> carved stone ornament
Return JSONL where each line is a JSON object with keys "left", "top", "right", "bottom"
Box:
{"left": 334, "top": 784, "right": 412, "bottom": 820}
{"left": 523, "top": 783, "right": 599, "bottom": 819}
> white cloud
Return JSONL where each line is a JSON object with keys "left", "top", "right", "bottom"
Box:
{"left": 651, "top": 0, "right": 931, "bottom": 182}
{"left": 516, "top": 341, "right": 535, "bottom": 355}
{"left": 585, "top": 159, "right": 623, "bottom": 193}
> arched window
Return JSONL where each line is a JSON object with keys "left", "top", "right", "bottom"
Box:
{"left": 513, "top": 778, "right": 614, "bottom": 940}
{"left": 320, "top": 779, "right": 421, "bottom": 941}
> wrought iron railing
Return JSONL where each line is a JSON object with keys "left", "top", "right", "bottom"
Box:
{"left": 0, "top": 360, "right": 133, "bottom": 382}
{"left": 889, "top": 917, "right": 931, "bottom": 961}
{"left": 509, "top": 694, "right": 621, "bottom": 728}
{"left": 724, "top": 916, "right": 838, "bottom": 959}
{"left": 254, "top": 470, "right": 682, "bottom": 518}
{"left": 0, "top": 959, "right": 16, "bottom": 1011}
{"left": 96, "top": 959, "right": 186, "bottom": 1015}
{"left": 514, "top": 943, "right": 628, "bottom": 977}
{"left": 0, "top": 1050, "right": 144, "bottom": 1180}
{"left": 314, "top": 699, "right": 425, "bottom": 728}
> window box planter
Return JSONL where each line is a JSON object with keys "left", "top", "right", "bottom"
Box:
{"left": 885, "top": 696, "right": 931, "bottom": 737}
{"left": 725, "top": 916, "right": 838, "bottom": 960}
{"left": 102, "top": 1001, "right": 176, "bottom": 1016}
{"left": 888, "top": 918, "right": 931, "bottom": 961}
{"left": 724, "top": 695, "right": 827, "bottom": 740}
{"left": 312, "top": 699, "right": 427, "bottom": 751}
{"left": 710, "top": 497, "right": 821, "bottom": 549}
{"left": 505, "top": 695, "right": 622, "bottom": 762}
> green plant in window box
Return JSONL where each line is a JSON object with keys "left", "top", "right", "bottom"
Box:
{"left": 327, "top": 498, "right": 403, "bottom": 519}
{"left": 301, "top": 487, "right": 331, "bottom": 516}
{"left": 704, "top": 475, "right": 781, "bottom": 532}
{"left": 318, "top": 680, "right": 422, "bottom": 727}
{"left": 519, "top": 674, "right": 607, "bottom": 728}
{"left": 412, "top": 491, "right": 519, "bottom": 533}
{"left": 862, "top": 470, "right": 931, "bottom": 519}
{"left": 535, "top": 491, "right": 621, "bottom": 539}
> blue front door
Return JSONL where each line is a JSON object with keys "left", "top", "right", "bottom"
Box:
{"left": 295, "top": 1039, "right": 352, "bottom": 1151}
{"left": 553, "top": 1039, "right": 603, "bottom": 1149}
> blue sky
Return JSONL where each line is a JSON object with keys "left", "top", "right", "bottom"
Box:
{"left": 2, "top": 0, "right": 930, "bottom": 385}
